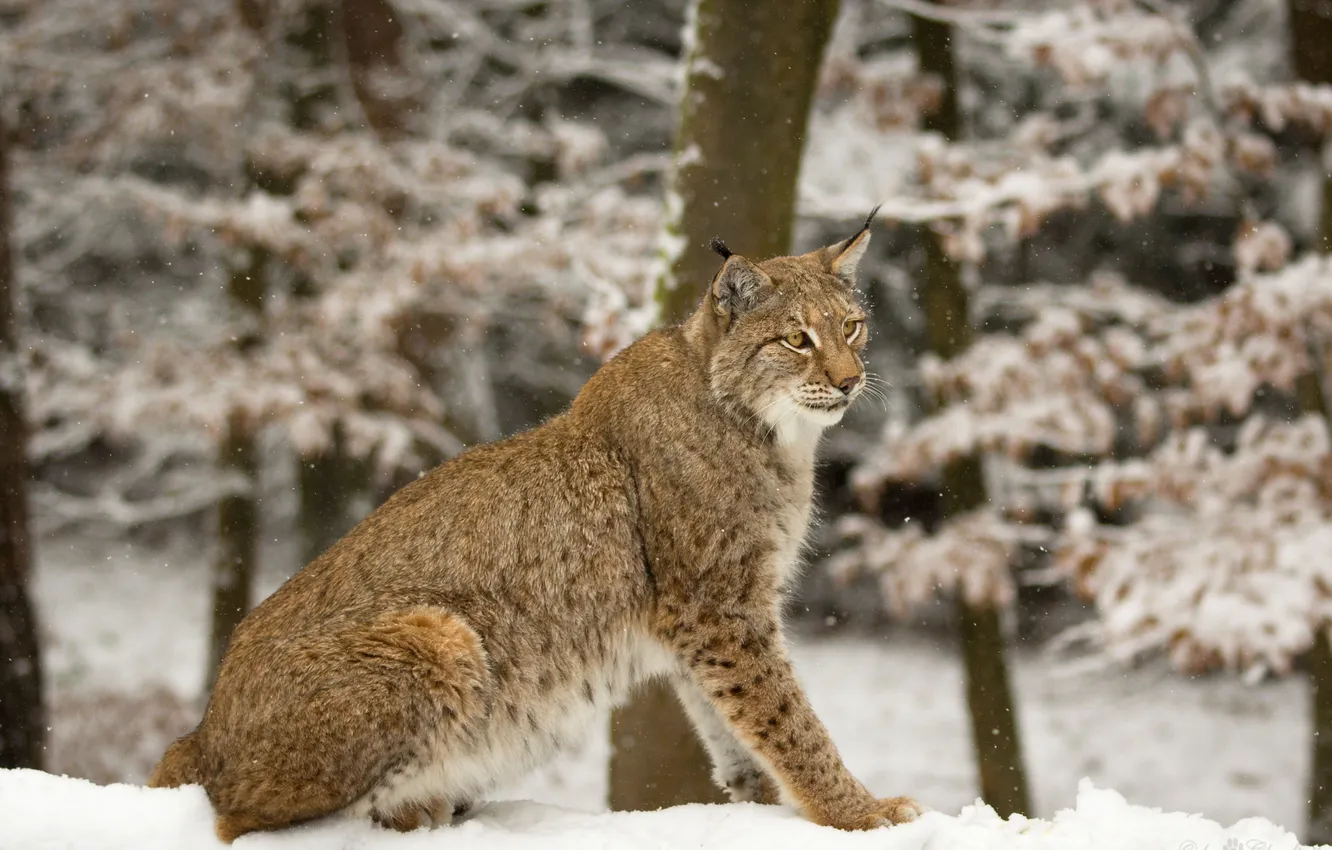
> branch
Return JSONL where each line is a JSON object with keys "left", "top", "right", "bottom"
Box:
{"left": 1130, "top": 0, "right": 1220, "bottom": 118}
{"left": 30, "top": 473, "right": 252, "bottom": 533}
{"left": 874, "top": 0, "right": 1025, "bottom": 29}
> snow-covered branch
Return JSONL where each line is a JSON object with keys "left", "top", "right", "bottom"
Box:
{"left": 1057, "top": 417, "right": 1332, "bottom": 677}
{"left": 832, "top": 508, "right": 1047, "bottom": 614}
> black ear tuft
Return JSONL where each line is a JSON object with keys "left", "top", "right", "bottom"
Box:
{"left": 821, "top": 205, "right": 879, "bottom": 286}
{"left": 710, "top": 238, "right": 733, "bottom": 260}
{"left": 859, "top": 203, "right": 882, "bottom": 237}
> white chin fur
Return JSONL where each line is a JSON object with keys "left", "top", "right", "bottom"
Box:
{"left": 798, "top": 405, "right": 847, "bottom": 427}
{"left": 760, "top": 396, "right": 843, "bottom": 451}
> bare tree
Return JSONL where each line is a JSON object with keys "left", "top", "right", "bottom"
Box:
{"left": 0, "top": 116, "right": 44, "bottom": 769}
{"left": 610, "top": 0, "right": 839, "bottom": 811}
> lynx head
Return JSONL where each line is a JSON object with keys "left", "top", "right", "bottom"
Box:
{"left": 699, "top": 207, "right": 877, "bottom": 443}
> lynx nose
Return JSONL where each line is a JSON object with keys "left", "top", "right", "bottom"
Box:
{"left": 836, "top": 375, "right": 861, "bottom": 395}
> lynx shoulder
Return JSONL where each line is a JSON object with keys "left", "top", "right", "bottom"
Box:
{"left": 150, "top": 210, "right": 922, "bottom": 841}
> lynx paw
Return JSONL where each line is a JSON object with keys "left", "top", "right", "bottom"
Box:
{"left": 820, "top": 796, "right": 927, "bottom": 831}
{"left": 872, "top": 796, "right": 927, "bottom": 826}
{"left": 722, "top": 768, "right": 781, "bottom": 805}
{"left": 372, "top": 797, "right": 456, "bottom": 832}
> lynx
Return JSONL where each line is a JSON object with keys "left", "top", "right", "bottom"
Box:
{"left": 149, "top": 210, "right": 923, "bottom": 841}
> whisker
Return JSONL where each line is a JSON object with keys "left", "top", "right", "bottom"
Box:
{"left": 862, "top": 372, "right": 894, "bottom": 390}
{"left": 861, "top": 394, "right": 890, "bottom": 412}
{"left": 858, "top": 382, "right": 888, "bottom": 399}
{"left": 853, "top": 381, "right": 890, "bottom": 411}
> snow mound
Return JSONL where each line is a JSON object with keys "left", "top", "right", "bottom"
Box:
{"left": 0, "top": 768, "right": 1310, "bottom": 850}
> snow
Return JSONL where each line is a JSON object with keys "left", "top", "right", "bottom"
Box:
{"left": 33, "top": 534, "right": 1315, "bottom": 831}
{"left": 0, "top": 768, "right": 1311, "bottom": 850}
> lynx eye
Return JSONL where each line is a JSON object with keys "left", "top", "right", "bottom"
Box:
{"left": 843, "top": 318, "right": 864, "bottom": 341}
{"left": 782, "top": 330, "right": 810, "bottom": 351}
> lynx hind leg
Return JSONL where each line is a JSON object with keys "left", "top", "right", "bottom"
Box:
{"left": 346, "top": 607, "right": 491, "bottom": 722}
{"left": 371, "top": 797, "right": 467, "bottom": 832}
{"left": 350, "top": 609, "right": 492, "bottom": 834}
{"left": 208, "top": 608, "right": 490, "bottom": 843}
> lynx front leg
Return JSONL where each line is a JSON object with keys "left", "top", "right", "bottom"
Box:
{"left": 661, "top": 607, "right": 922, "bottom": 830}
{"left": 672, "top": 674, "right": 781, "bottom": 804}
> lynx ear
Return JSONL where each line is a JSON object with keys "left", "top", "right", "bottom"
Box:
{"left": 710, "top": 251, "right": 773, "bottom": 317}
{"left": 818, "top": 204, "right": 880, "bottom": 287}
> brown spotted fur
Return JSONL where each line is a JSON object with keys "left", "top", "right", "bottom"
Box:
{"left": 149, "top": 222, "right": 922, "bottom": 840}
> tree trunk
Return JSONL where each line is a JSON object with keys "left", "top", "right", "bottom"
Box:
{"left": 653, "top": 0, "right": 841, "bottom": 324}
{"left": 207, "top": 413, "right": 259, "bottom": 691}
{"left": 1311, "top": 621, "right": 1332, "bottom": 843}
{"left": 205, "top": 253, "right": 266, "bottom": 692}
{"left": 608, "top": 679, "right": 720, "bottom": 811}
{"left": 297, "top": 423, "right": 366, "bottom": 567}
{"left": 0, "top": 116, "right": 44, "bottom": 770}
{"left": 614, "top": 0, "right": 839, "bottom": 811}
{"left": 1290, "top": 1, "right": 1332, "bottom": 840}
{"left": 954, "top": 593, "right": 1030, "bottom": 817}
{"left": 1322, "top": 173, "right": 1332, "bottom": 255}
{"left": 1289, "top": 0, "right": 1332, "bottom": 254}
{"left": 1297, "top": 288, "right": 1331, "bottom": 844}
{"left": 1290, "top": 1, "right": 1332, "bottom": 88}
{"left": 341, "top": 0, "right": 416, "bottom": 138}
{"left": 913, "top": 7, "right": 1031, "bottom": 819}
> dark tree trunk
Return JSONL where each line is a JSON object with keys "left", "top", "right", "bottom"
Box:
{"left": 1289, "top": 0, "right": 1332, "bottom": 254}
{"left": 1287, "top": 0, "right": 1332, "bottom": 251}
{"left": 954, "top": 595, "right": 1030, "bottom": 817}
{"left": 1290, "top": 1, "right": 1332, "bottom": 87}
{"left": 616, "top": 0, "right": 839, "bottom": 810}
{"left": 1310, "top": 625, "right": 1332, "bottom": 843}
{"left": 1310, "top": 365, "right": 1332, "bottom": 842}
{"left": 1290, "top": 1, "right": 1332, "bottom": 840}
{"left": 207, "top": 413, "right": 259, "bottom": 692}
{"left": 297, "top": 423, "right": 367, "bottom": 567}
{"left": 609, "top": 679, "right": 720, "bottom": 811}
{"left": 1304, "top": 221, "right": 1332, "bottom": 847}
{"left": 341, "top": 0, "right": 417, "bottom": 138}
{"left": 0, "top": 117, "right": 44, "bottom": 769}
{"left": 653, "top": 0, "right": 841, "bottom": 324}
{"left": 912, "top": 7, "right": 1031, "bottom": 819}
{"left": 1298, "top": 323, "right": 1332, "bottom": 844}
{"left": 205, "top": 253, "right": 266, "bottom": 692}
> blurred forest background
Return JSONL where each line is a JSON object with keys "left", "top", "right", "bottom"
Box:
{"left": 3, "top": 0, "right": 1332, "bottom": 841}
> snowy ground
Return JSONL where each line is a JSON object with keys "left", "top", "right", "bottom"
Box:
{"left": 31, "top": 532, "right": 1311, "bottom": 835}
{"left": 0, "top": 769, "right": 1309, "bottom": 850}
